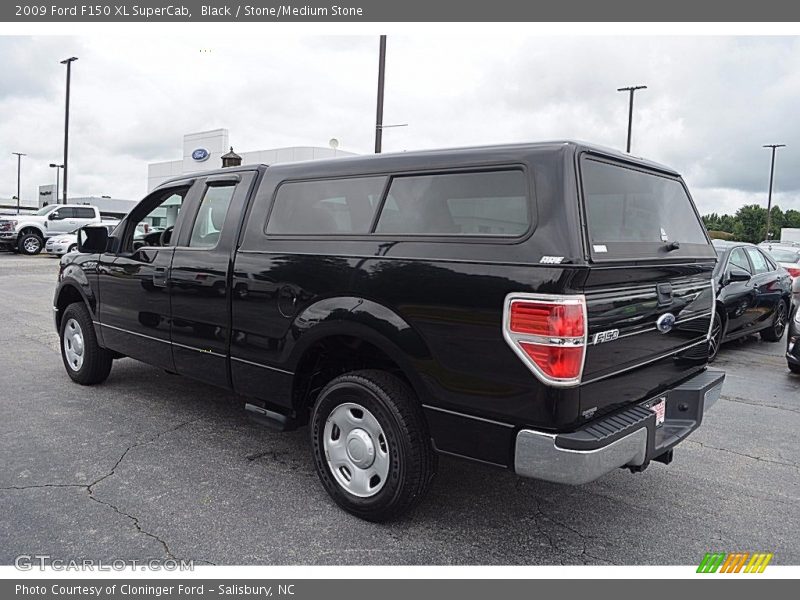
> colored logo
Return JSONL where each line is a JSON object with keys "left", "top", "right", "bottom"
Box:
{"left": 697, "top": 552, "right": 773, "bottom": 573}
{"left": 191, "top": 148, "right": 210, "bottom": 162}
{"left": 656, "top": 312, "right": 676, "bottom": 334}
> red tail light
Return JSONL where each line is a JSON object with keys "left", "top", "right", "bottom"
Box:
{"left": 503, "top": 294, "right": 587, "bottom": 386}
{"left": 787, "top": 267, "right": 800, "bottom": 278}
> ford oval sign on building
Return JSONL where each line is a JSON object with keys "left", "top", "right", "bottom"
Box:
{"left": 191, "top": 148, "right": 210, "bottom": 162}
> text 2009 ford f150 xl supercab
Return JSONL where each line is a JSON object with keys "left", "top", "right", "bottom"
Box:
{"left": 53, "top": 141, "right": 724, "bottom": 521}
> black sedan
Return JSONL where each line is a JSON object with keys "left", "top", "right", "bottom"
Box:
{"left": 786, "top": 276, "right": 800, "bottom": 373}
{"left": 710, "top": 240, "right": 792, "bottom": 361}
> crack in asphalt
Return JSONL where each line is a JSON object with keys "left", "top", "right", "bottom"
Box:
{"left": 720, "top": 394, "right": 800, "bottom": 415}
{"left": 687, "top": 439, "right": 800, "bottom": 471}
{"left": 515, "top": 479, "right": 610, "bottom": 566}
{"left": 2, "top": 419, "right": 200, "bottom": 563}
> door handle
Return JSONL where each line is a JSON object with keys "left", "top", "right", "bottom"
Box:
{"left": 152, "top": 267, "right": 167, "bottom": 288}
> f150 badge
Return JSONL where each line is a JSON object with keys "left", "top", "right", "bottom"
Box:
{"left": 656, "top": 312, "right": 677, "bottom": 334}
{"left": 592, "top": 329, "right": 619, "bottom": 345}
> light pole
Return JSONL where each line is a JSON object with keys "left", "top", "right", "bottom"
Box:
{"left": 49, "top": 163, "right": 64, "bottom": 206}
{"left": 374, "top": 35, "right": 387, "bottom": 154}
{"left": 61, "top": 56, "right": 78, "bottom": 204}
{"left": 617, "top": 85, "right": 647, "bottom": 153}
{"left": 763, "top": 144, "right": 786, "bottom": 242}
{"left": 12, "top": 152, "right": 25, "bottom": 214}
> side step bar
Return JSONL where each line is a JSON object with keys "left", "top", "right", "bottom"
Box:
{"left": 244, "top": 403, "right": 297, "bottom": 432}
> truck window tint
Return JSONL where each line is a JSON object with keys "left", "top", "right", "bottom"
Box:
{"left": 729, "top": 248, "right": 752, "bottom": 273}
{"left": 582, "top": 159, "right": 707, "bottom": 246}
{"left": 189, "top": 184, "right": 236, "bottom": 248}
{"left": 73, "top": 207, "right": 95, "bottom": 219}
{"left": 375, "top": 170, "right": 529, "bottom": 236}
{"left": 267, "top": 177, "right": 386, "bottom": 235}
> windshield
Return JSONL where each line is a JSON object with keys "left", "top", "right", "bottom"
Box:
{"left": 767, "top": 248, "right": 800, "bottom": 263}
{"left": 35, "top": 205, "right": 57, "bottom": 216}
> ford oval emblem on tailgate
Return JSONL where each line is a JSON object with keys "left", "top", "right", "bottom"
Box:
{"left": 656, "top": 313, "right": 676, "bottom": 334}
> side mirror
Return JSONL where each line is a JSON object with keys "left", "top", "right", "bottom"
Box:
{"left": 728, "top": 267, "right": 751, "bottom": 283}
{"left": 48, "top": 212, "right": 59, "bottom": 220}
{"left": 77, "top": 225, "right": 109, "bottom": 254}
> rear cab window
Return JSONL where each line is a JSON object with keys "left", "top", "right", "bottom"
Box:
{"left": 580, "top": 155, "right": 712, "bottom": 261}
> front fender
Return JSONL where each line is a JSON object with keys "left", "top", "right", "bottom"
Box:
{"left": 54, "top": 259, "right": 98, "bottom": 327}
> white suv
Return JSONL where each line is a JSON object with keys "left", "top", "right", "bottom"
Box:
{"left": 0, "top": 204, "right": 101, "bottom": 255}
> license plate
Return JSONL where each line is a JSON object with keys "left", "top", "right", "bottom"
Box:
{"left": 648, "top": 397, "right": 666, "bottom": 427}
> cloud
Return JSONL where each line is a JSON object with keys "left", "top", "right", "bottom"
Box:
{"left": 0, "top": 34, "right": 798, "bottom": 214}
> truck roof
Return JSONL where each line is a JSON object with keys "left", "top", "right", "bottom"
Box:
{"left": 157, "top": 140, "right": 680, "bottom": 189}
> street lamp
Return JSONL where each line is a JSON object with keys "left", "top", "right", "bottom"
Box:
{"left": 49, "top": 163, "right": 64, "bottom": 206}
{"left": 12, "top": 152, "right": 25, "bottom": 214}
{"left": 617, "top": 85, "right": 647, "bottom": 153}
{"left": 61, "top": 56, "right": 78, "bottom": 204}
{"left": 374, "top": 35, "right": 387, "bottom": 153}
{"left": 763, "top": 144, "right": 786, "bottom": 242}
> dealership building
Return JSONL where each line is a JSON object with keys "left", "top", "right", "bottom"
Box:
{"left": 147, "top": 128, "right": 355, "bottom": 191}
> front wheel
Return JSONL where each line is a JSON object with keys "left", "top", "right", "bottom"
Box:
{"left": 761, "top": 300, "right": 788, "bottom": 342}
{"left": 18, "top": 233, "right": 43, "bottom": 255}
{"left": 310, "top": 370, "right": 437, "bottom": 522}
{"left": 59, "top": 302, "right": 113, "bottom": 385}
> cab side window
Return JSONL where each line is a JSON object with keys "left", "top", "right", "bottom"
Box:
{"left": 729, "top": 247, "right": 752, "bottom": 274}
{"left": 188, "top": 184, "right": 236, "bottom": 249}
{"left": 126, "top": 187, "right": 190, "bottom": 252}
{"left": 745, "top": 247, "right": 770, "bottom": 274}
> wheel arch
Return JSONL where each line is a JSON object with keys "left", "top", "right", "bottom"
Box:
{"left": 286, "top": 297, "right": 434, "bottom": 421}
{"left": 54, "top": 279, "right": 96, "bottom": 332}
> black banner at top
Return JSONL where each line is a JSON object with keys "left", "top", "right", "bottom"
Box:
{"left": 4, "top": 0, "right": 800, "bottom": 22}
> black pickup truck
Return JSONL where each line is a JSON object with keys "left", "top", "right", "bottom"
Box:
{"left": 54, "top": 141, "right": 725, "bottom": 521}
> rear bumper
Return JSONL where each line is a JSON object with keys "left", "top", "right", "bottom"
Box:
{"left": 514, "top": 369, "right": 725, "bottom": 484}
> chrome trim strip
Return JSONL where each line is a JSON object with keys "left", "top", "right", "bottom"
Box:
{"left": 172, "top": 341, "right": 227, "bottom": 359}
{"left": 97, "top": 322, "right": 293, "bottom": 374}
{"left": 422, "top": 404, "right": 516, "bottom": 429}
{"left": 230, "top": 355, "right": 294, "bottom": 376}
{"left": 97, "top": 322, "right": 171, "bottom": 345}
{"left": 515, "top": 427, "right": 647, "bottom": 485}
{"left": 581, "top": 338, "right": 708, "bottom": 385}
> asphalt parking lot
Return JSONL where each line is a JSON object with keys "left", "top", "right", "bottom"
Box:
{"left": 1, "top": 252, "right": 799, "bottom": 566}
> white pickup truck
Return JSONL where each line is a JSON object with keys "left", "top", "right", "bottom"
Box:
{"left": 0, "top": 204, "right": 101, "bottom": 255}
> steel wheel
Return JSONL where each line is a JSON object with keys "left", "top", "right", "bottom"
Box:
{"left": 323, "top": 402, "right": 390, "bottom": 498}
{"left": 63, "top": 318, "right": 85, "bottom": 371}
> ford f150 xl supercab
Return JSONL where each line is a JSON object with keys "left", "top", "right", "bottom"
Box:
{"left": 53, "top": 141, "right": 725, "bottom": 521}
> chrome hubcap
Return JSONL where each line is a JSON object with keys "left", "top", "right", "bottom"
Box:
{"left": 63, "top": 318, "right": 85, "bottom": 371}
{"left": 24, "top": 238, "right": 40, "bottom": 252}
{"left": 324, "top": 402, "right": 389, "bottom": 498}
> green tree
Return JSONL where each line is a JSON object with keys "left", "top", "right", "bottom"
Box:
{"left": 732, "top": 204, "right": 768, "bottom": 243}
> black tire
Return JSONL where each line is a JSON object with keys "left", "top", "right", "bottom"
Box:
{"left": 708, "top": 311, "right": 724, "bottom": 362}
{"left": 789, "top": 363, "right": 800, "bottom": 374}
{"left": 59, "top": 302, "right": 113, "bottom": 385}
{"left": 18, "top": 232, "right": 44, "bottom": 255}
{"left": 761, "top": 300, "right": 788, "bottom": 342}
{"left": 310, "top": 370, "right": 437, "bottom": 522}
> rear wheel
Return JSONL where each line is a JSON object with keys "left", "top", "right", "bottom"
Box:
{"left": 59, "top": 302, "right": 113, "bottom": 385}
{"left": 761, "top": 300, "right": 788, "bottom": 342}
{"left": 18, "top": 232, "right": 43, "bottom": 255}
{"left": 708, "top": 312, "right": 723, "bottom": 362}
{"left": 310, "top": 370, "right": 437, "bottom": 522}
